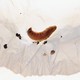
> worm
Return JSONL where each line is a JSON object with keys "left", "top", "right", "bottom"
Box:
{"left": 27, "top": 26, "right": 57, "bottom": 42}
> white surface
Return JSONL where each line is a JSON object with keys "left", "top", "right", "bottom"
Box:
{"left": 0, "top": 0, "right": 80, "bottom": 79}
{"left": 0, "top": 67, "right": 80, "bottom": 80}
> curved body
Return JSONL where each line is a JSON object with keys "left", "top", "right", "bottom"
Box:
{"left": 27, "top": 26, "right": 57, "bottom": 41}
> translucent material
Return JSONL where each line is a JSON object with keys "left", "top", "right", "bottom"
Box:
{"left": 0, "top": 0, "right": 80, "bottom": 76}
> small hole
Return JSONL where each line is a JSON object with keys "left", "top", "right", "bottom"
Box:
{"left": 4, "top": 44, "right": 8, "bottom": 49}
{"left": 19, "top": 36, "right": 21, "bottom": 39}
{"left": 16, "top": 33, "right": 22, "bottom": 39}
{"left": 33, "top": 41, "right": 39, "bottom": 45}
{"left": 37, "top": 41, "right": 39, "bottom": 45}
{"left": 16, "top": 33, "right": 19, "bottom": 37}
{"left": 43, "top": 41, "right": 47, "bottom": 44}
{"left": 61, "top": 36, "right": 62, "bottom": 38}
{"left": 50, "top": 50, "right": 55, "bottom": 55}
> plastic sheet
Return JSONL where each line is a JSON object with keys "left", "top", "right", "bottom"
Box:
{"left": 0, "top": 0, "right": 80, "bottom": 76}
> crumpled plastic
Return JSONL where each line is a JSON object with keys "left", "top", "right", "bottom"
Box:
{"left": 0, "top": 0, "right": 80, "bottom": 76}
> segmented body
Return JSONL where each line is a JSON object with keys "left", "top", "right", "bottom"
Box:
{"left": 27, "top": 26, "right": 57, "bottom": 41}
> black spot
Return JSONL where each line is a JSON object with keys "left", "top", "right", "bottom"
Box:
{"left": 16, "top": 33, "right": 22, "bottom": 39}
{"left": 16, "top": 33, "right": 19, "bottom": 37}
{"left": 50, "top": 50, "right": 55, "bottom": 55}
{"left": 33, "top": 41, "right": 39, "bottom": 45}
{"left": 20, "top": 13, "right": 22, "bottom": 14}
{"left": 37, "top": 41, "right": 39, "bottom": 45}
{"left": 60, "top": 36, "right": 62, "bottom": 38}
{"left": 4, "top": 44, "right": 7, "bottom": 49}
{"left": 43, "top": 41, "right": 47, "bottom": 44}
{"left": 19, "top": 36, "right": 21, "bottom": 39}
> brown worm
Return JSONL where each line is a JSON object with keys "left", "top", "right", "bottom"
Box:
{"left": 27, "top": 26, "right": 57, "bottom": 41}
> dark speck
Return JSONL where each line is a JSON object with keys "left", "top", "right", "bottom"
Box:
{"left": 19, "top": 36, "right": 21, "bottom": 39}
{"left": 61, "top": 36, "right": 62, "bottom": 38}
{"left": 50, "top": 50, "right": 55, "bottom": 55}
{"left": 20, "top": 13, "right": 22, "bottom": 14}
{"left": 37, "top": 41, "right": 39, "bottom": 45}
{"left": 33, "top": 41, "right": 39, "bottom": 45}
{"left": 43, "top": 41, "right": 47, "bottom": 44}
{"left": 43, "top": 53, "right": 47, "bottom": 56}
{"left": 16, "top": 33, "right": 22, "bottom": 40}
{"left": 4, "top": 44, "right": 7, "bottom": 49}
{"left": 16, "top": 33, "right": 19, "bottom": 37}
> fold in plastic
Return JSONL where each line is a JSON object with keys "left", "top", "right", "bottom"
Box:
{"left": 0, "top": 23, "right": 80, "bottom": 76}
{"left": 0, "top": 0, "right": 80, "bottom": 76}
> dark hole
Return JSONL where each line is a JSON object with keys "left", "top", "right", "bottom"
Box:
{"left": 19, "top": 36, "right": 22, "bottom": 39}
{"left": 33, "top": 41, "right": 39, "bottom": 45}
{"left": 16, "top": 33, "right": 22, "bottom": 39}
{"left": 37, "top": 41, "right": 39, "bottom": 45}
{"left": 43, "top": 41, "right": 47, "bottom": 44}
{"left": 16, "top": 33, "right": 19, "bottom": 37}
{"left": 4, "top": 44, "right": 7, "bottom": 49}
{"left": 50, "top": 50, "right": 55, "bottom": 55}
{"left": 61, "top": 36, "right": 62, "bottom": 38}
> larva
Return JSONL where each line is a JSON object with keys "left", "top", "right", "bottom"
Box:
{"left": 27, "top": 26, "right": 57, "bottom": 42}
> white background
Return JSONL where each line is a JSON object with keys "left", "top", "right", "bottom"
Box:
{"left": 0, "top": 0, "right": 80, "bottom": 79}
{"left": 0, "top": 67, "right": 80, "bottom": 80}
